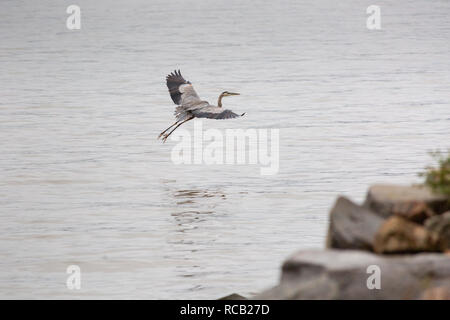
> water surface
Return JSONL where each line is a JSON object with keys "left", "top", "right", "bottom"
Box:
{"left": 1, "top": 0, "right": 449, "bottom": 299}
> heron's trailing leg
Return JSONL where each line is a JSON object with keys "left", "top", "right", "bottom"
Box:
{"left": 158, "top": 121, "right": 179, "bottom": 139}
{"left": 161, "top": 116, "right": 194, "bottom": 143}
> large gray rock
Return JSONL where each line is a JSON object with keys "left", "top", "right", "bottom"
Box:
{"left": 326, "top": 197, "right": 384, "bottom": 251}
{"left": 364, "top": 184, "right": 450, "bottom": 221}
{"left": 218, "top": 293, "right": 247, "bottom": 300}
{"left": 255, "top": 250, "right": 450, "bottom": 300}
{"left": 374, "top": 216, "right": 441, "bottom": 254}
{"left": 425, "top": 211, "right": 450, "bottom": 251}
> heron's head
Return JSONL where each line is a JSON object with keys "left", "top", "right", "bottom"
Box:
{"left": 221, "top": 91, "right": 240, "bottom": 97}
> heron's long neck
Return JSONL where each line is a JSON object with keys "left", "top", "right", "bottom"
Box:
{"left": 217, "top": 93, "right": 225, "bottom": 108}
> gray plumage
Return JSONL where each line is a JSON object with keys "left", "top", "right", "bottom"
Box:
{"left": 159, "top": 70, "right": 244, "bottom": 142}
{"left": 191, "top": 108, "right": 243, "bottom": 120}
{"left": 166, "top": 70, "right": 244, "bottom": 121}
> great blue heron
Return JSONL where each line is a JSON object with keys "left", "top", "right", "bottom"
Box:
{"left": 158, "top": 70, "right": 245, "bottom": 142}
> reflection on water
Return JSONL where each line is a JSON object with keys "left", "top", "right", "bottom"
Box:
{"left": 1, "top": 0, "right": 450, "bottom": 299}
{"left": 171, "top": 189, "right": 225, "bottom": 232}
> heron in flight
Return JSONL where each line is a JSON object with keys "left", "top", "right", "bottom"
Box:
{"left": 158, "top": 70, "right": 245, "bottom": 142}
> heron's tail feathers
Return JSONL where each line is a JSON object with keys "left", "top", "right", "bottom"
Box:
{"left": 174, "top": 106, "right": 190, "bottom": 122}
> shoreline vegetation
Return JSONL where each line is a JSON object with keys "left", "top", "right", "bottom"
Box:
{"left": 222, "top": 153, "right": 450, "bottom": 300}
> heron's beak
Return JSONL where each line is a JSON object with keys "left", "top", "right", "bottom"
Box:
{"left": 228, "top": 92, "right": 240, "bottom": 96}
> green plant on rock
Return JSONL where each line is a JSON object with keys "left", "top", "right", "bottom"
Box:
{"left": 422, "top": 151, "right": 450, "bottom": 197}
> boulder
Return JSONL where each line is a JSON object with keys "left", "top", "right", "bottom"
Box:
{"left": 425, "top": 211, "right": 450, "bottom": 251}
{"left": 326, "top": 197, "right": 384, "bottom": 251}
{"left": 364, "top": 184, "right": 450, "bottom": 222}
{"left": 255, "top": 250, "right": 450, "bottom": 300}
{"left": 421, "top": 287, "right": 450, "bottom": 300}
{"left": 218, "top": 293, "right": 247, "bottom": 300}
{"left": 374, "top": 216, "right": 440, "bottom": 253}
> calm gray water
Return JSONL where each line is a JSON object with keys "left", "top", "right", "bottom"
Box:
{"left": 1, "top": 0, "right": 449, "bottom": 299}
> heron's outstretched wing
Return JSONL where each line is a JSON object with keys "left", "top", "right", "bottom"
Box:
{"left": 166, "top": 70, "right": 201, "bottom": 106}
{"left": 191, "top": 106, "right": 245, "bottom": 120}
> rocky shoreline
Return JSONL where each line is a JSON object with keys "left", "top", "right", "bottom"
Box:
{"left": 256, "top": 249, "right": 450, "bottom": 299}
{"left": 225, "top": 184, "right": 450, "bottom": 300}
